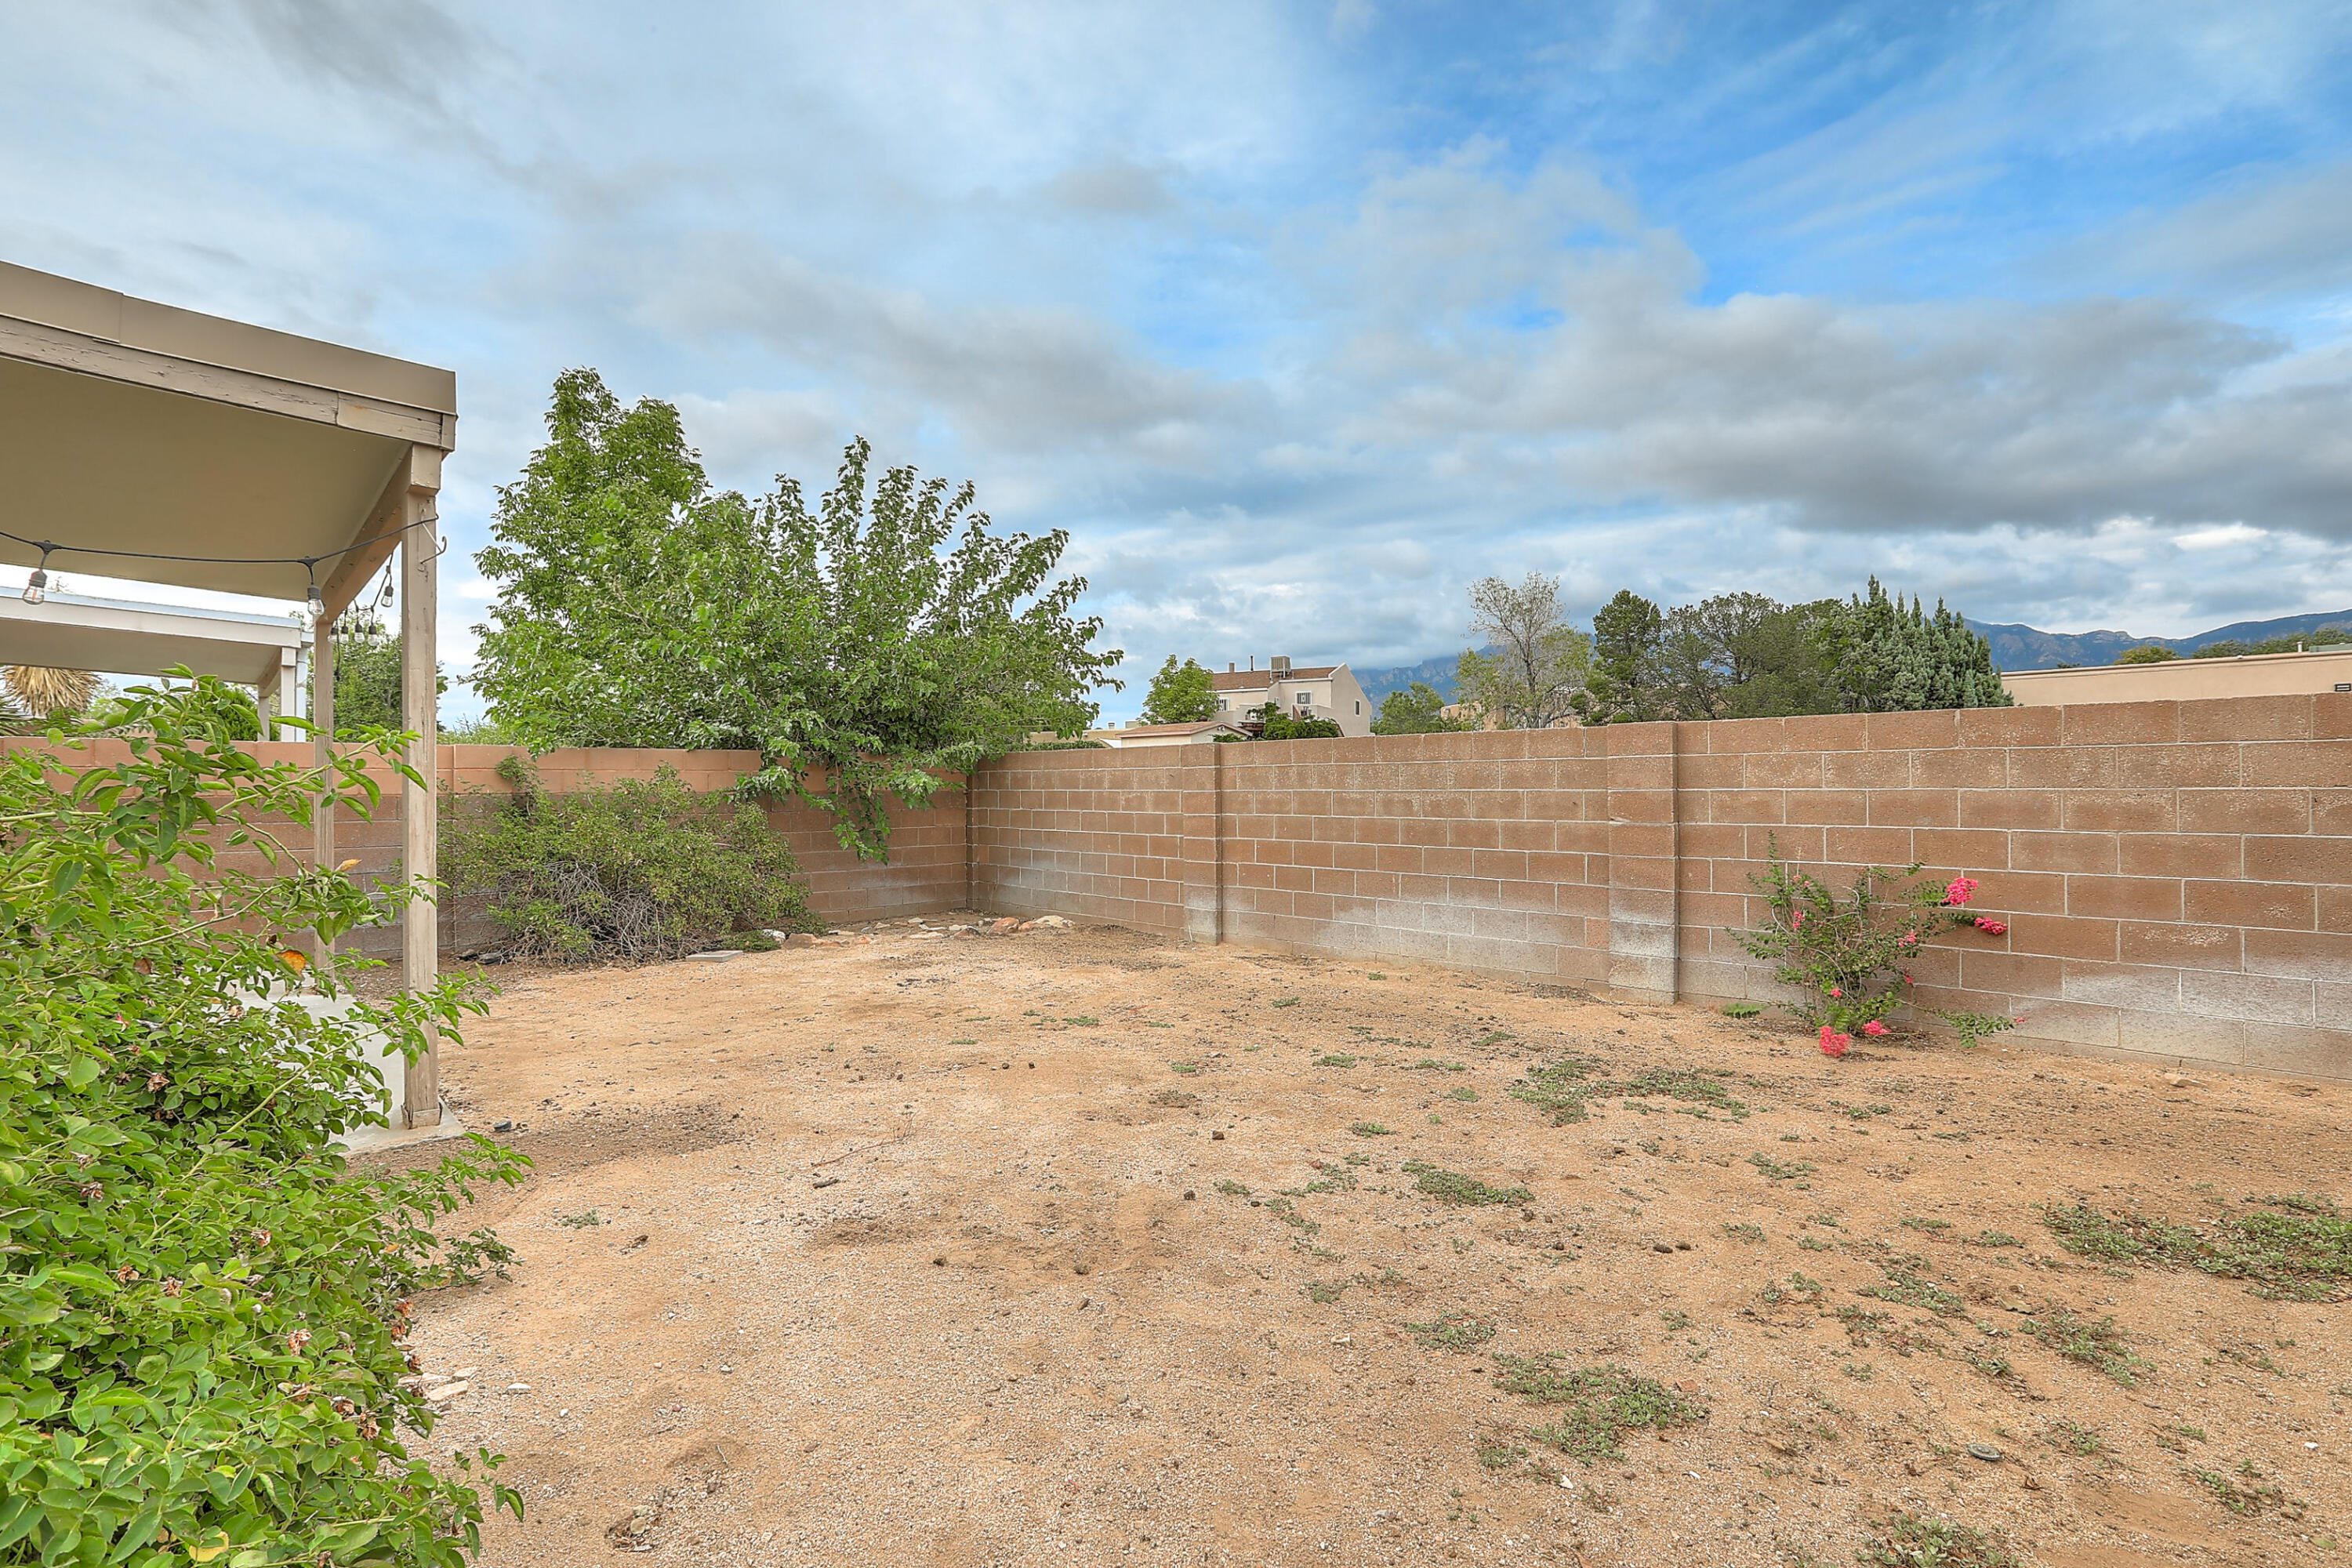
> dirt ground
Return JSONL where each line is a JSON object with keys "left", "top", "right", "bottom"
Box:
{"left": 393, "top": 916, "right": 2352, "bottom": 1567}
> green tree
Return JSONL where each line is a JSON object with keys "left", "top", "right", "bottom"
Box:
{"left": 1575, "top": 589, "right": 1666, "bottom": 723}
{"left": 1813, "top": 578, "right": 2010, "bottom": 712}
{"left": 1140, "top": 655, "right": 1219, "bottom": 724}
{"left": 470, "top": 370, "right": 1121, "bottom": 858}
{"left": 1457, "top": 573, "right": 1592, "bottom": 729}
{"left": 310, "top": 612, "right": 450, "bottom": 738}
{"left": 1691, "top": 593, "right": 1844, "bottom": 719}
{"left": 1371, "top": 681, "right": 1466, "bottom": 735}
{"left": 2114, "top": 643, "right": 2179, "bottom": 664}
{"left": 1248, "top": 702, "right": 1342, "bottom": 740}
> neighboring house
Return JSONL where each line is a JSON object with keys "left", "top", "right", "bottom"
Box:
{"left": 1208, "top": 657, "right": 1373, "bottom": 736}
{"left": 2003, "top": 648, "right": 2352, "bottom": 706}
{"left": 1088, "top": 720, "right": 1251, "bottom": 748}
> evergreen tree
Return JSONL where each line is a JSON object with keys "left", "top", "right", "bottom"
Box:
{"left": 1574, "top": 590, "right": 1666, "bottom": 723}
{"left": 1814, "top": 578, "right": 2009, "bottom": 712}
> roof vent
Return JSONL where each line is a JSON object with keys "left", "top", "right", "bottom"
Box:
{"left": 1271, "top": 655, "right": 1291, "bottom": 674}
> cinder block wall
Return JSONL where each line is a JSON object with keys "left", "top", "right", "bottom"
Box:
{"left": 969, "top": 695, "right": 2352, "bottom": 1079}
{"left": 18, "top": 693, "right": 2348, "bottom": 1076}
{"left": 0, "top": 739, "right": 964, "bottom": 959}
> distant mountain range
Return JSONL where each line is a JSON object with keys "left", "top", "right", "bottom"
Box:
{"left": 1349, "top": 608, "right": 2352, "bottom": 704}
{"left": 1965, "top": 610, "right": 2352, "bottom": 671}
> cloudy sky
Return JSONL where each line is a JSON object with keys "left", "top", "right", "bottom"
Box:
{"left": 7, "top": 1, "right": 2350, "bottom": 720}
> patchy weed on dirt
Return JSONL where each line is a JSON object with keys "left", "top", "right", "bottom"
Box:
{"left": 2042, "top": 1195, "right": 2352, "bottom": 1301}
{"left": 415, "top": 918, "right": 2352, "bottom": 1567}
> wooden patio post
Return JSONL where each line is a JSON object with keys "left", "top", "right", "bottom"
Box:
{"left": 311, "top": 615, "right": 336, "bottom": 960}
{"left": 399, "top": 473, "right": 441, "bottom": 1127}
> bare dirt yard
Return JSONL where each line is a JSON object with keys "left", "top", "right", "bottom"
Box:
{"left": 391, "top": 918, "right": 2352, "bottom": 1567}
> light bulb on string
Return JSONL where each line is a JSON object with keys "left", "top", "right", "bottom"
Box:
{"left": 20, "top": 545, "right": 53, "bottom": 605}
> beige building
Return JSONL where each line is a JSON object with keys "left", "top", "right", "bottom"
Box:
{"left": 1209, "top": 656, "right": 1373, "bottom": 735}
{"left": 1089, "top": 720, "right": 1250, "bottom": 748}
{"left": 2004, "top": 648, "right": 2352, "bottom": 706}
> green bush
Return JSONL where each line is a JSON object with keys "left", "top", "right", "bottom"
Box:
{"left": 0, "top": 676, "right": 525, "bottom": 1565}
{"left": 443, "top": 756, "right": 822, "bottom": 963}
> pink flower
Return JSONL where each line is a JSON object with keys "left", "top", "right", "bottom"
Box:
{"left": 287, "top": 1328, "right": 313, "bottom": 1355}
{"left": 1901, "top": 930, "right": 1918, "bottom": 946}
{"left": 1818, "top": 1027, "right": 1852, "bottom": 1058}
{"left": 1944, "top": 877, "right": 1979, "bottom": 907}
{"left": 1791, "top": 910, "right": 1806, "bottom": 928}
{"left": 1828, "top": 987, "right": 1842, "bottom": 999}
{"left": 1862, "top": 1020, "right": 1889, "bottom": 1037}
{"left": 1975, "top": 918, "right": 2008, "bottom": 936}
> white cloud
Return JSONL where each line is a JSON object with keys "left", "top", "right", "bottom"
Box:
{"left": 2173, "top": 522, "right": 2270, "bottom": 551}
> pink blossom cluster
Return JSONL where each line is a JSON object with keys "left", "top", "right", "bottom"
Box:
{"left": 1944, "top": 876, "right": 1979, "bottom": 906}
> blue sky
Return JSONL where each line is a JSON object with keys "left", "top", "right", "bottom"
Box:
{"left": 5, "top": 1, "right": 2350, "bottom": 721}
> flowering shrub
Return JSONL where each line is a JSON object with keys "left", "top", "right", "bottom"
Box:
{"left": 1736, "top": 839, "right": 1991, "bottom": 1054}
{"left": 0, "top": 678, "right": 525, "bottom": 1563}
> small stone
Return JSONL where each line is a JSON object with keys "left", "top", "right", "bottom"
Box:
{"left": 1675, "top": 1240, "right": 1693, "bottom": 1250}
{"left": 788, "top": 933, "right": 819, "bottom": 947}
{"left": 1966, "top": 1443, "right": 2002, "bottom": 1462}
{"left": 719, "top": 1364, "right": 734, "bottom": 1374}
{"left": 811, "top": 1175, "right": 840, "bottom": 1189}
{"left": 990, "top": 918, "right": 1020, "bottom": 933}
{"left": 1032, "top": 915, "right": 1072, "bottom": 927}
{"left": 1183, "top": 1189, "right": 1196, "bottom": 1200}
{"left": 452, "top": 1367, "right": 480, "bottom": 1380}
{"left": 1652, "top": 1242, "right": 1674, "bottom": 1254}
{"left": 934, "top": 1254, "right": 947, "bottom": 1265}
{"left": 1073, "top": 1261, "right": 1091, "bottom": 1276}
{"left": 684, "top": 950, "right": 737, "bottom": 963}
{"left": 2024, "top": 1472, "right": 2042, "bottom": 1490}
{"left": 1211, "top": 1131, "right": 1226, "bottom": 1142}
{"left": 493, "top": 1120, "right": 515, "bottom": 1133}
{"left": 504, "top": 1382, "right": 531, "bottom": 1393}
{"left": 423, "top": 1381, "right": 470, "bottom": 1403}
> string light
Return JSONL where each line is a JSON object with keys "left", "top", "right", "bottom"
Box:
{"left": 2, "top": 521, "right": 435, "bottom": 612}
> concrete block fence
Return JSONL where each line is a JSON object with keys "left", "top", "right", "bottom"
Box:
{"left": 966, "top": 696, "right": 2352, "bottom": 1080}
{"left": 17, "top": 692, "right": 2347, "bottom": 1077}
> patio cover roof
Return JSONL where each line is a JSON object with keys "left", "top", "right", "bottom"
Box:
{"left": 0, "top": 260, "right": 455, "bottom": 615}
{"left": 0, "top": 590, "right": 302, "bottom": 689}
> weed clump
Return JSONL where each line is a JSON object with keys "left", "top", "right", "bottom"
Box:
{"left": 1860, "top": 1257, "right": 1967, "bottom": 1317}
{"left": 2023, "top": 1305, "right": 2150, "bottom": 1386}
{"left": 1510, "top": 1055, "right": 1606, "bottom": 1123}
{"left": 1314, "top": 1053, "right": 1359, "bottom": 1069}
{"left": 2042, "top": 1196, "right": 2352, "bottom": 1301}
{"left": 1490, "top": 1356, "right": 1706, "bottom": 1464}
{"left": 1402, "top": 1162, "right": 1533, "bottom": 1207}
{"left": 1748, "top": 1152, "right": 1817, "bottom": 1183}
{"left": 1405, "top": 1313, "right": 1497, "bottom": 1352}
{"left": 2193, "top": 1461, "right": 2306, "bottom": 1520}
{"left": 1859, "top": 1512, "right": 2019, "bottom": 1567}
